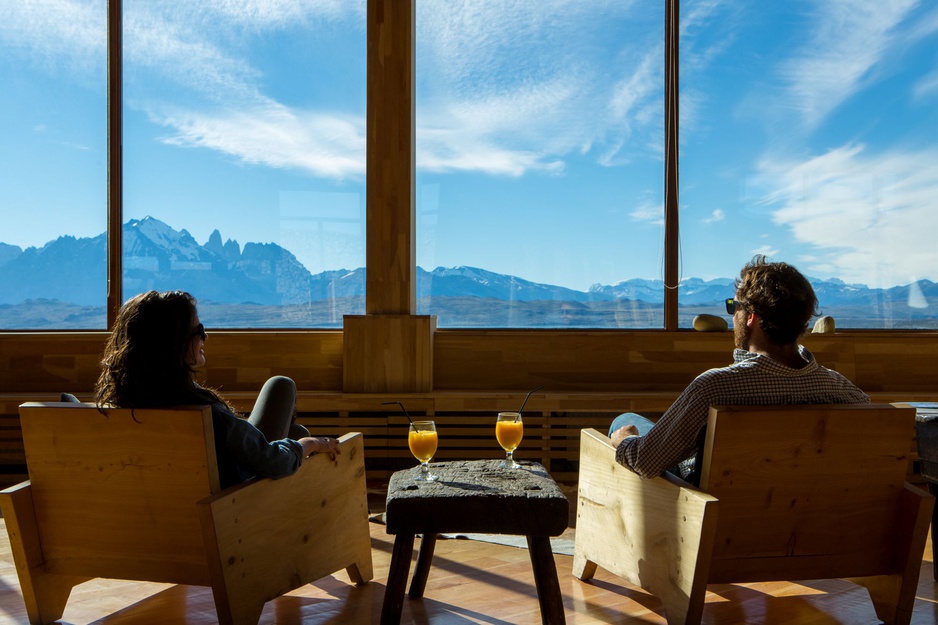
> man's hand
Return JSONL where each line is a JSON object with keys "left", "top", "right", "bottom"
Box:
{"left": 610, "top": 424, "right": 640, "bottom": 446}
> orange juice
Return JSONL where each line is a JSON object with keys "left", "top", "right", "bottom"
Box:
{"left": 496, "top": 420, "right": 523, "bottom": 452}
{"left": 409, "top": 429, "right": 438, "bottom": 463}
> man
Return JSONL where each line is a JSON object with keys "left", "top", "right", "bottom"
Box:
{"left": 609, "top": 255, "right": 869, "bottom": 484}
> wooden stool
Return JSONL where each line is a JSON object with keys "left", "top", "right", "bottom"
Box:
{"left": 381, "top": 459, "right": 569, "bottom": 625}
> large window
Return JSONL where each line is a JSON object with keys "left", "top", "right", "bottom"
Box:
{"left": 680, "top": 0, "right": 938, "bottom": 329}
{"left": 121, "top": 1, "right": 367, "bottom": 328}
{"left": 3, "top": 1, "right": 936, "bottom": 331}
{"left": 0, "top": 0, "right": 108, "bottom": 329}
{"left": 415, "top": 2, "right": 666, "bottom": 328}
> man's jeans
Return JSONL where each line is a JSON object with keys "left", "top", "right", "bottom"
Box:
{"left": 608, "top": 412, "right": 655, "bottom": 437}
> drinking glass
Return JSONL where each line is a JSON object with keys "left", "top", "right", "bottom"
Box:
{"left": 408, "top": 420, "right": 439, "bottom": 481}
{"left": 496, "top": 411, "right": 523, "bottom": 469}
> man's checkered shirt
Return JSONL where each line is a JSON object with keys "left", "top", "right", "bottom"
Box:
{"left": 615, "top": 346, "right": 870, "bottom": 480}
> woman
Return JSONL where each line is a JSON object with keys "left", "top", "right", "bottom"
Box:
{"left": 94, "top": 290, "right": 340, "bottom": 489}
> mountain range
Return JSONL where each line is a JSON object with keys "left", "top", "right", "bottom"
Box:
{"left": 0, "top": 217, "right": 935, "bottom": 328}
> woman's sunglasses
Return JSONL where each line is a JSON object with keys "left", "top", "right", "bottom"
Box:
{"left": 189, "top": 323, "right": 207, "bottom": 341}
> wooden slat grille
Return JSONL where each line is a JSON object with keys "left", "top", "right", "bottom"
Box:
{"left": 0, "top": 390, "right": 928, "bottom": 487}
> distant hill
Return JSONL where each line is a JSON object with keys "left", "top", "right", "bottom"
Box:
{"left": 0, "top": 216, "right": 935, "bottom": 328}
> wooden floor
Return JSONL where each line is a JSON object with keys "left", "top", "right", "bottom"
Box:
{"left": 1, "top": 507, "right": 937, "bottom": 624}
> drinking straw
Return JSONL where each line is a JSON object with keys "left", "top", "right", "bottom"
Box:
{"left": 518, "top": 386, "right": 543, "bottom": 415}
{"left": 382, "top": 401, "right": 415, "bottom": 425}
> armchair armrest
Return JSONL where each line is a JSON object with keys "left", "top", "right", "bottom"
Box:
{"left": 574, "top": 428, "right": 718, "bottom": 625}
{"left": 198, "top": 432, "right": 373, "bottom": 625}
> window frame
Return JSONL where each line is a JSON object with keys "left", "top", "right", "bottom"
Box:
{"left": 3, "top": 0, "right": 938, "bottom": 399}
{"left": 3, "top": 0, "right": 916, "bottom": 336}
{"left": 101, "top": 0, "right": 683, "bottom": 330}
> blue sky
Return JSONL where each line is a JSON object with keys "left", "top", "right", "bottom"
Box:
{"left": 1, "top": 0, "right": 937, "bottom": 292}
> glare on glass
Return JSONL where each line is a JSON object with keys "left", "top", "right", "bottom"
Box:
{"left": 496, "top": 412, "right": 523, "bottom": 469}
{"left": 408, "top": 420, "right": 439, "bottom": 481}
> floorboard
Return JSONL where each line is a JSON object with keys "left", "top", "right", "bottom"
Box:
{"left": 1, "top": 493, "right": 936, "bottom": 624}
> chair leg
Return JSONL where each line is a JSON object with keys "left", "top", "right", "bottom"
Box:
{"left": 19, "top": 572, "right": 84, "bottom": 625}
{"left": 345, "top": 559, "right": 373, "bottom": 585}
{"left": 855, "top": 574, "right": 911, "bottom": 625}
{"left": 211, "top": 594, "right": 265, "bottom": 625}
{"left": 345, "top": 527, "right": 376, "bottom": 585}
{"left": 0, "top": 483, "right": 88, "bottom": 625}
{"left": 571, "top": 553, "right": 597, "bottom": 581}
{"left": 927, "top": 482, "right": 938, "bottom": 582}
{"left": 853, "top": 483, "right": 933, "bottom": 625}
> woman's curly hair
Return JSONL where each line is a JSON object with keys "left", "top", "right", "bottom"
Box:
{"left": 94, "top": 290, "right": 230, "bottom": 410}
{"left": 735, "top": 255, "right": 818, "bottom": 345}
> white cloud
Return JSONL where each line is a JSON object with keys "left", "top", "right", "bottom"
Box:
{"left": 416, "top": 71, "right": 588, "bottom": 176}
{"left": 195, "top": 0, "right": 364, "bottom": 29}
{"left": 117, "top": 1, "right": 660, "bottom": 180}
{"left": 755, "top": 143, "right": 938, "bottom": 287}
{"left": 751, "top": 245, "right": 780, "bottom": 258}
{"left": 124, "top": 12, "right": 262, "bottom": 104}
{"left": 905, "top": 5, "right": 938, "bottom": 42}
{"left": 5, "top": 1, "right": 664, "bottom": 182}
{"left": 153, "top": 103, "right": 365, "bottom": 180}
{"left": 913, "top": 69, "right": 938, "bottom": 101}
{"left": 415, "top": 1, "right": 660, "bottom": 176}
{"left": 703, "top": 209, "right": 726, "bottom": 224}
{"left": 778, "top": 0, "right": 918, "bottom": 128}
{"left": 120, "top": 3, "right": 370, "bottom": 180}
{"left": 0, "top": 0, "right": 105, "bottom": 80}
{"left": 597, "top": 48, "right": 663, "bottom": 166}
{"left": 629, "top": 202, "right": 664, "bottom": 225}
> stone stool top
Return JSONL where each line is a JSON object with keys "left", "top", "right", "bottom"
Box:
{"left": 385, "top": 459, "right": 568, "bottom": 536}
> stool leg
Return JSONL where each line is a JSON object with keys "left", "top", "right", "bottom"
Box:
{"left": 928, "top": 482, "right": 938, "bottom": 581}
{"left": 526, "top": 535, "right": 566, "bottom": 625}
{"left": 381, "top": 534, "right": 415, "bottom": 625}
{"left": 408, "top": 533, "right": 438, "bottom": 598}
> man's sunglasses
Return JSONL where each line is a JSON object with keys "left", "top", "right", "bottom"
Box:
{"left": 724, "top": 298, "right": 747, "bottom": 315}
{"left": 189, "top": 323, "right": 207, "bottom": 341}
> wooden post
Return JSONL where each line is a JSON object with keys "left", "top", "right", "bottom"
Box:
{"left": 343, "top": 314, "right": 435, "bottom": 392}
{"left": 346, "top": 0, "right": 435, "bottom": 392}
{"left": 366, "top": 0, "right": 415, "bottom": 314}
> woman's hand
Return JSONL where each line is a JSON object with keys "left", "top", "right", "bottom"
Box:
{"left": 299, "top": 436, "right": 342, "bottom": 461}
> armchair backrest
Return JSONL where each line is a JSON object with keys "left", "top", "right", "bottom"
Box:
{"left": 19, "top": 402, "right": 219, "bottom": 584}
{"left": 699, "top": 403, "right": 915, "bottom": 582}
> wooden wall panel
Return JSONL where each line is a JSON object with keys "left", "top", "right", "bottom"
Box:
{"left": 0, "top": 332, "right": 343, "bottom": 394}
{"left": 851, "top": 336, "right": 938, "bottom": 392}
{"left": 432, "top": 330, "right": 734, "bottom": 391}
{"left": 0, "top": 333, "right": 107, "bottom": 393}
{"left": 197, "top": 331, "right": 344, "bottom": 392}
{"left": 2, "top": 330, "right": 937, "bottom": 396}
{"left": 2, "top": 328, "right": 936, "bottom": 487}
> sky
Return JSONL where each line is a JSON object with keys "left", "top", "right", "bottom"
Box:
{"left": 1, "top": 0, "right": 937, "bottom": 291}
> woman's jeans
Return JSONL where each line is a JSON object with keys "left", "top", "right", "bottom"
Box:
{"left": 248, "top": 375, "right": 310, "bottom": 440}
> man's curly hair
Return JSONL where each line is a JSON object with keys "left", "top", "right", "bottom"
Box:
{"left": 735, "top": 255, "right": 818, "bottom": 345}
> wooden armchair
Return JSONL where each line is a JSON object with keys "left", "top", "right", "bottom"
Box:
{"left": 574, "top": 404, "right": 933, "bottom": 625}
{"left": 0, "top": 402, "right": 374, "bottom": 625}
